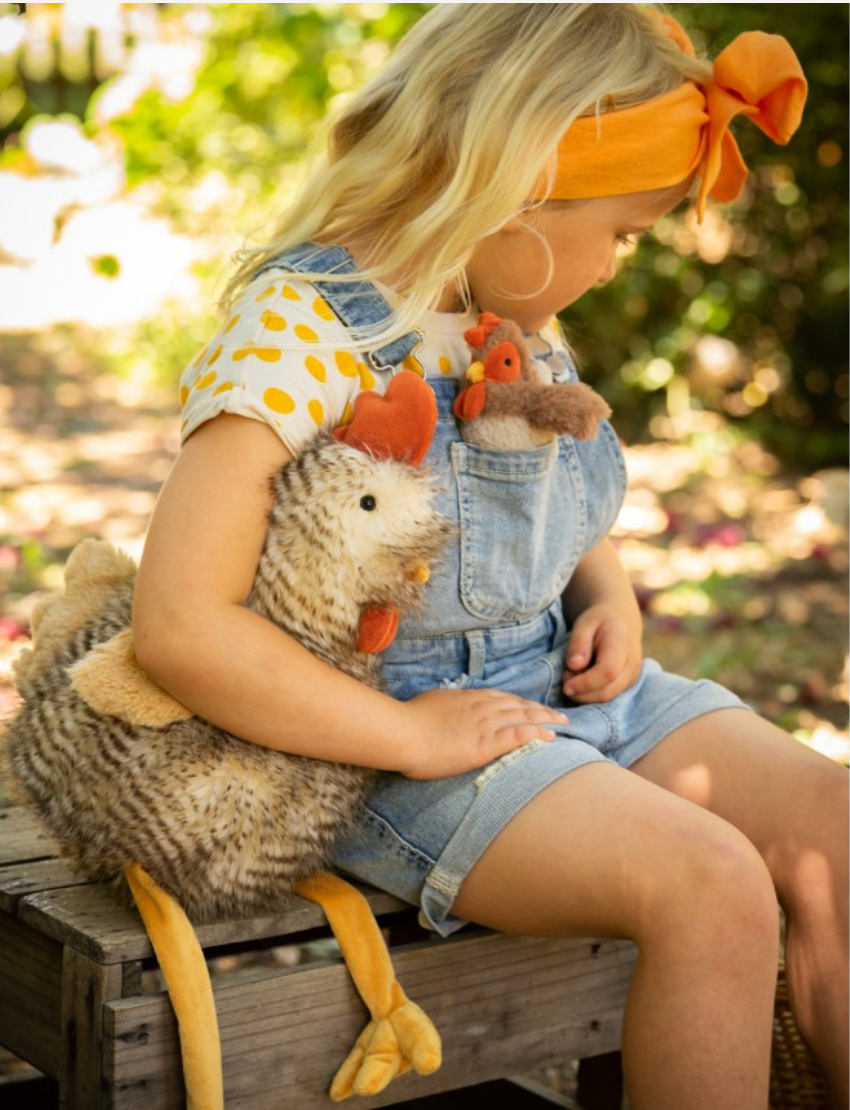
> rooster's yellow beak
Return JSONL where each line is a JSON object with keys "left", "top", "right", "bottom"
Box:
{"left": 466, "top": 360, "right": 485, "bottom": 383}
{"left": 406, "top": 561, "right": 430, "bottom": 584}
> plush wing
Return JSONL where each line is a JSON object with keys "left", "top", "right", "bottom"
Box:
{"left": 69, "top": 628, "right": 192, "bottom": 726}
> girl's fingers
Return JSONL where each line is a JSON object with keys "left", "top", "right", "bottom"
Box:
{"left": 478, "top": 695, "right": 568, "bottom": 742}
{"left": 497, "top": 720, "right": 563, "bottom": 749}
{"left": 564, "top": 650, "right": 627, "bottom": 700}
{"left": 566, "top": 616, "right": 602, "bottom": 673}
{"left": 494, "top": 701, "right": 566, "bottom": 721}
{"left": 565, "top": 663, "right": 640, "bottom": 704}
{"left": 477, "top": 689, "right": 566, "bottom": 720}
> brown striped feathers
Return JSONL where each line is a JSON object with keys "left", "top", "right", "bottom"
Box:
{"left": 2, "top": 431, "right": 450, "bottom": 923}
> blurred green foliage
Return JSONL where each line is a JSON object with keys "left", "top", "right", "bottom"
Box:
{"left": 1, "top": 2, "right": 847, "bottom": 465}
{"left": 572, "top": 3, "right": 848, "bottom": 464}
{"left": 103, "top": 3, "right": 432, "bottom": 214}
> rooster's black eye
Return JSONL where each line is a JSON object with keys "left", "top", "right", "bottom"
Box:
{"left": 360, "top": 495, "right": 377, "bottom": 511}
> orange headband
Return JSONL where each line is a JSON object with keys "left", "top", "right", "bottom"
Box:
{"left": 538, "top": 19, "right": 807, "bottom": 221}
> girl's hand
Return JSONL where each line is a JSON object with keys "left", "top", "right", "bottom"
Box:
{"left": 562, "top": 604, "right": 642, "bottom": 704}
{"left": 399, "top": 687, "right": 568, "bottom": 780}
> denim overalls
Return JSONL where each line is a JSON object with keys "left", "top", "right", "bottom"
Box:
{"left": 266, "top": 243, "right": 745, "bottom": 935}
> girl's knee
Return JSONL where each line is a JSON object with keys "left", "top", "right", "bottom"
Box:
{"left": 649, "top": 823, "right": 779, "bottom": 955}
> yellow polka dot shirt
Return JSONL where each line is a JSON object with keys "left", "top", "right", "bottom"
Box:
{"left": 180, "top": 269, "right": 565, "bottom": 456}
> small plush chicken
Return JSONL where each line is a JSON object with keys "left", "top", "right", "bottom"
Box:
{"left": 454, "top": 311, "right": 611, "bottom": 450}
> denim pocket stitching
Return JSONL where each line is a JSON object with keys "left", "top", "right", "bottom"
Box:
{"left": 575, "top": 420, "right": 627, "bottom": 552}
{"left": 361, "top": 806, "right": 436, "bottom": 868}
{"left": 454, "top": 439, "right": 586, "bottom": 622}
{"left": 599, "top": 420, "right": 628, "bottom": 501}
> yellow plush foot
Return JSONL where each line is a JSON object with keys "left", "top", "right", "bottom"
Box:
{"left": 125, "top": 864, "right": 224, "bottom": 1110}
{"left": 328, "top": 982, "right": 442, "bottom": 1100}
{"left": 295, "top": 872, "right": 442, "bottom": 1100}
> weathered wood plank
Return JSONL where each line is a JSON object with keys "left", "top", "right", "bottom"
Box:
{"left": 104, "top": 931, "right": 636, "bottom": 1110}
{"left": 0, "top": 858, "right": 91, "bottom": 914}
{"left": 0, "top": 798, "right": 634, "bottom": 1110}
{"left": 0, "top": 807, "right": 60, "bottom": 866}
{"left": 17, "top": 882, "right": 412, "bottom": 965}
{"left": 60, "top": 950, "right": 125, "bottom": 1110}
{"left": 0, "top": 910, "right": 64, "bottom": 1075}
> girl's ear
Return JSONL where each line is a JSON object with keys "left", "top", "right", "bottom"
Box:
{"left": 501, "top": 201, "right": 548, "bottom": 234}
{"left": 500, "top": 215, "right": 528, "bottom": 234}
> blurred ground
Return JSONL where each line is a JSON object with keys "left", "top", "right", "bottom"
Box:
{"left": 1, "top": 326, "right": 847, "bottom": 761}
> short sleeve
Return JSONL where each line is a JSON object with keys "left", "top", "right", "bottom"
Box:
{"left": 179, "top": 272, "right": 387, "bottom": 455}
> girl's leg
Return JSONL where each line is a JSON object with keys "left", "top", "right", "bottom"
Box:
{"left": 452, "top": 762, "right": 780, "bottom": 1110}
{"left": 631, "top": 708, "right": 849, "bottom": 1109}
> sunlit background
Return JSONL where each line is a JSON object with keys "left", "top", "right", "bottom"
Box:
{"left": 0, "top": 2, "right": 847, "bottom": 762}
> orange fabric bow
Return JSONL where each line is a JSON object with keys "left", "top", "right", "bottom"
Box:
{"left": 538, "top": 20, "right": 807, "bottom": 221}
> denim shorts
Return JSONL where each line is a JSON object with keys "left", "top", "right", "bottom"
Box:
{"left": 332, "top": 599, "right": 746, "bottom": 936}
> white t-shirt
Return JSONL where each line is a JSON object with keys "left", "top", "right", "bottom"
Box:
{"left": 179, "top": 269, "right": 568, "bottom": 456}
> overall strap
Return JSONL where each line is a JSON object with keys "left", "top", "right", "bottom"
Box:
{"left": 258, "top": 242, "right": 423, "bottom": 374}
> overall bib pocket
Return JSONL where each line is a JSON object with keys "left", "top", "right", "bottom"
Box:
{"left": 453, "top": 438, "right": 586, "bottom": 622}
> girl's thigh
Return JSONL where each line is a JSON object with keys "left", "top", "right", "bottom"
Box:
{"left": 451, "top": 758, "right": 775, "bottom": 940}
{"left": 628, "top": 708, "right": 848, "bottom": 900}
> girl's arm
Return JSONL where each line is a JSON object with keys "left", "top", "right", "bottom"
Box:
{"left": 133, "top": 414, "right": 565, "bottom": 780}
{"left": 560, "top": 538, "right": 643, "bottom": 703}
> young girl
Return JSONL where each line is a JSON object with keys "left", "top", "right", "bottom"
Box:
{"left": 133, "top": 6, "right": 848, "bottom": 1109}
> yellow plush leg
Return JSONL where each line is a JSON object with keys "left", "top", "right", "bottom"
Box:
{"left": 125, "top": 864, "right": 224, "bottom": 1110}
{"left": 295, "top": 872, "right": 442, "bottom": 1101}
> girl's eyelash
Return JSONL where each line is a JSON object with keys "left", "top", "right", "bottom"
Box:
{"left": 616, "top": 230, "right": 654, "bottom": 248}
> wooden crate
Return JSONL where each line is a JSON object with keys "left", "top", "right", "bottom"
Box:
{"left": 0, "top": 795, "right": 636, "bottom": 1110}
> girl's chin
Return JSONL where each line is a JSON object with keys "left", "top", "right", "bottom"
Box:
{"left": 475, "top": 305, "right": 552, "bottom": 333}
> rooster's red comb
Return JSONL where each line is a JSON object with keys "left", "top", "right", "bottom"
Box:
{"left": 333, "top": 369, "right": 437, "bottom": 467}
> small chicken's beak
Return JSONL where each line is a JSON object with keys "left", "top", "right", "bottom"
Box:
{"left": 466, "top": 360, "right": 485, "bottom": 384}
{"left": 406, "top": 561, "right": 430, "bottom": 584}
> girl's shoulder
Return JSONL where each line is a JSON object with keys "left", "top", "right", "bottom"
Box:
{"left": 178, "top": 272, "right": 376, "bottom": 456}
{"left": 186, "top": 269, "right": 357, "bottom": 374}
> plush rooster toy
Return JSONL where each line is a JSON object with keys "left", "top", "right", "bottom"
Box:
{"left": 454, "top": 311, "right": 611, "bottom": 450}
{"left": 5, "top": 372, "right": 444, "bottom": 1110}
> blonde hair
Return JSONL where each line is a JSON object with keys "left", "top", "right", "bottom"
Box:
{"left": 221, "top": 3, "right": 710, "bottom": 345}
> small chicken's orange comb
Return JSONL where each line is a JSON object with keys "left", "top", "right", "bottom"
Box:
{"left": 463, "top": 311, "right": 502, "bottom": 352}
